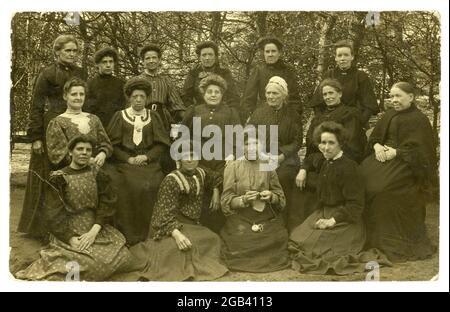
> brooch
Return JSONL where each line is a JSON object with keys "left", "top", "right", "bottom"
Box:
{"left": 251, "top": 224, "right": 264, "bottom": 232}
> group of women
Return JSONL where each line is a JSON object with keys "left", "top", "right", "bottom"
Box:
{"left": 15, "top": 34, "right": 438, "bottom": 281}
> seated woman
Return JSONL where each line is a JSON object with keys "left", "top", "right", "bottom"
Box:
{"left": 248, "top": 76, "right": 302, "bottom": 232}
{"left": 181, "top": 74, "right": 242, "bottom": 233}
{"left": 290, "top": 78, "right": 368, "bottom": 231}
{"left": 124, "top": 146, "right": 228, "bottom": 281}
{"left": 46, "top": 77, "right": 112, "bottom": 170}
{"left": 289, "top": 121, "right": 390, "bottom": 275}
{"left": 220, "top": 135, "right": 289, "bottom": 273}
{"left": 15, "top": 136, "right": 133, "bottom": 281}
{"left": 360, "top": 82, "right": 437, "bottom": 262}
{"left": 306, "top": 78, "right": 366, "bottom": 163}
{"left": 105, "top": 77, "right": 170, "bottom": 245}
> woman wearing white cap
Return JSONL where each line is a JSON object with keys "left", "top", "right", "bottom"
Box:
{"left": 248, "top": 76, "right": 302, "bottom": 232}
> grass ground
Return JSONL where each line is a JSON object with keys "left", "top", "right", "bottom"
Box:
{"left": 9, "top": 144, "right": 440, "bottom": 282}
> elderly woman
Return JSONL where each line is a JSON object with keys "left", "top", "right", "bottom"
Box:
{"left": 19, "top": 34, "right": 85, "bottom": 238}
{"left": 360, "top": 82, "right": 437, "bottom": 262}
{"left": 125, "top": 147, "right": 228, "bottom": 281}
{"left": 248, "top": 76, "right": 302, "bottom": 231}
{"left": 46, "top": 78, "right": 112, "bottom": 170}
{"left": 289, "top": 121, "right": 390, "bottom": 275}
{"left": 220, "top": 135, "right": 289, "bottom": 273}
{"left": 181, "top": 74, "right": 242, "bottom": 233}
{"left": 105, "top": 77, "right": 170, "bottom": 245}
{"left": 15, "top": 136, "right": 133, "bottom": 281}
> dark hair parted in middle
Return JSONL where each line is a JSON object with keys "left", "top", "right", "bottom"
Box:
{"left": 313, "top": 121, "right": 349, "bottom": 147}
{"left": 123, "top": 76, "right": 152, "bottom": 98}
{"left": 63, "top": 77, "right": 87, "bottom": 96}
{"left": 94, "top": 46, "right": 119, "bottom": 64}
{"left": 334, "top": 39, "right": 354, "bottom": 55}
{"left": 257, "top": 35, "right": 284, "bottom": 51}
{"left": 198, "top": 74, "right": 228, "bottom": 95}
{"left": 319, "top": 78, "right": 343, "bottom": 93}
{"left": 68, "top": 134, "right": 95, "bottom": 151}
{"left": 140, "top": 43, "right": 162, "bottom": 59}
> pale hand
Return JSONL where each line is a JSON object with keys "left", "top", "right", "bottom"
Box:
{"left": 296, "top": 169, "right": 307, "bottom": 190}
{"left": 209, "top": 188, "right": 220, "bottom": 211}
{"left": 94, "top": 152, "right": 107, "bottom": 167}
{"left": 32, "top": 140, "right": 44, "bottom": 155}
{"left": 78, "top": 225, "right": 101, "bottom": 251}
{"left": 259, "top": 190, "right": 273, "bottom": 202}
{"left": 384, "top": 145, "right": 397, "bottom": 161}
{"left": 127, "top": 157, "right": 136, "bottom": 165}
{"left": 69, "top": 236, "right": 81, "bottom": 249}
{"left": 172, "top": 229, "right": 192, "bottom": 251}
{"left": 374, "top": 143, "right": 388, "bottom": 163}
{"left": 314, "top": 218, "right": 336, "bottom": 230}
{"left": 243, "top": 191, "right": 260, "bottom": 203}
{"left": 134, "top": 155, "right": 148, "bottom": 166}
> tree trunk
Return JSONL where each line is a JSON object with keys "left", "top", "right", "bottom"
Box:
{"left": 316, "top": 13, "right": 336, "bottom": 79}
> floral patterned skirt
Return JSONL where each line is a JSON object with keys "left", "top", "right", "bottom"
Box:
{"left": 15, "top": 210, "right": 133, "bottom": 281}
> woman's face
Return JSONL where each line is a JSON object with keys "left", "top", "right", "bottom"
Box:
{"left": 322, "top": 86, "right": 342, "bottom": 107}
{"left": 244, "top": 138, "right": 260, "bottom": 161}
{"left": 180, "top": 156, "right": 199, "bottom": 173}
{"left": 203, "top": 84, "right": 223, "bottom": 106}
{"left": 318, "top": 132, "right": 342, "bottom": 160}
{"left": 390, "top": 87, "right": 413, "bottom": 111}
{"left": 335, "top": 47, "right": 354, "bottom": 70}
{"left": 69, "top": 142, "right": 92, "bottom": 167}
{"left": 265, "top": 85, "right": 285, "bottom": 109}
{"left": 129, "top": 89, "right": 147, "bottom": 111}
{"left": 264, "top": 43, "right": 281, "bottom": 64}
{"left": 64, "top": 86, "right": 85, "bottom": 111}
{"left": 200, "top": 47, "right": 216, "bottom": 69}
{"left": 56, "top": 41, "right": 78, "bottom": 65}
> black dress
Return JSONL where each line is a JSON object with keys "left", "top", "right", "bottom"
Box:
{"left": 360, "top": 105, "right": 437, "bottom": 262}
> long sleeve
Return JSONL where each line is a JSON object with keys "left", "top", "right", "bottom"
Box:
{"left": 268, "top": 170, "right": 286, "bottom": 211}
{"left": 145, "top": 112, "right": 170, "bottom": 161}
{"left": 44, "top": 173, "right": 77, "bottom": 244}
{"left": 279, "top": 115, "right": 302, "bottom": 160}
{"left": 286, "top": 70, "right": 302, "bottom": 117}
{"left": 106, "top": 111, "right": 132, "bottom": 162}
{"left": 166, "top": 78, "right": 186, "bottom": 113}
{"left": 202, "top": 166, "right": 222, "bottom": 191}
{"left": 84, "top": 78, "right": 98, "bottom": 115}
{"left": 93, "top": 115, "right": 113, "bottom": 158}
{"left": 222, "top": 69, "right": 241, "bottom": 111}
{"left": 181, "top": 70, "right": 197, "bottom": 108}
{"left": 95, "top": 169, "right": 117, "bottom": 226}
{"left": 46, "top": 118, "right": 70, "bottom": 167}
{"left": 357, "top": 71, "right": 379, "bottom": 121}
{"left": 220, "top": 161, "right": 239, "bottom": 216}
{"left": 331, "top": 162, "right": 364, "bottom": 224}
{"left": 151, "top": 176, "right": 183, "bottom": 239}
{"left": 241, "top": 66, "right": 260, "bottom": 118}
{"left": 28, "top": 70, "right": 50, "bottom": 142}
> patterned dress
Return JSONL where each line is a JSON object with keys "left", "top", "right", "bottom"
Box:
{"left": 220, "top": 159, "right": 290, "bottom": 273}
{"left": 104, "top": 108, "right": 170, "bottom": 245}
{"left": 19, "top": 62, "right": 84, "bottom": 237}
{"left": 125, "top": 167, "right": 228, "bottom": 281}
{"left": 15, "top": 166, "right": 133, "bottom": 281}
{"left": 46, "top": 112, "right": 112, "bottom": 169}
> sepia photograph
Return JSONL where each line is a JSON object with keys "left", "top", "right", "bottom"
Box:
{"left": 5, "top": 6, "right": 447, "bottom": 289}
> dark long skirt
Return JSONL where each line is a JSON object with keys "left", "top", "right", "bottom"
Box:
{"left": 123, "top": 223, "right": 228, "bottom": 281}
{"left": 360, "top": 155, "right": 435, "bottom": 262}
{"left": 15, "top": 210, "right": 133, "bottom": 281}
{"left": 104, "top": 162, "right": 164, "bottom": 245}
{"left": 220, "top": 207, "right": 290, "bottom": 273}
{"left": 289, "top": 206, "right": 391, "bottom": 275}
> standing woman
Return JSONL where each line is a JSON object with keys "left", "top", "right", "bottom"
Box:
{"left": 46, "top": 78, "right": 112, "bottom": 170}
{"left": 290, "top": 121, "right": 390, "bottom": 275}
{"left": 248, "top": 76, "right": 302, "bottom": 231}
{"left": 105, "top": 77, "right": 170, "bottom": 245}
{"left": 126, "top": 148, "right": 228, "bottom": 281}
{"left": 19, "top": 35, "right": 85, "bottom": 238}
{"left": 360, "top": 82, "right": 437, "bottom": 262}
{"left": 181, "top": 74, "right": 242, "bottom": 233}
{"left": 220, "top": 136, "right": 290, "bottom": 273}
